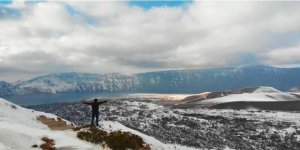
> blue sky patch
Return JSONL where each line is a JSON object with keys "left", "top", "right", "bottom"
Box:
{"left": 129, "top": 0, "right": 192, "bottom": 9}
{"left": 0, "top": 6, "right": 21, "bottom": 19}
{"left": 0, "top": 0, "right": 12, "bottom": 5}
{"left": 65, "top": 4, "right": 97, "bottom": 25}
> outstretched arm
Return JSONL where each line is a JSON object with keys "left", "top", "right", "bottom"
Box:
{"left": 82, "top": 100, "right": 92, "bottom": 105}
{"left": 97, "top": 100, "right": 109, "bottom": 105}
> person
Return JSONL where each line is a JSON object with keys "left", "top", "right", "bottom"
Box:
{"left": 82, "top": 98, "right": 108, "bottom": 126}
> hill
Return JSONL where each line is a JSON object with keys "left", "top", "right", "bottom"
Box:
{"left": 0, "top": 98, "right": 98, "bottom": 149}
{"left": 0, "top": 98, "right": 196, "bottom": 150}
{"left": 174, "top": 86, "right": 300, "bottom": 111}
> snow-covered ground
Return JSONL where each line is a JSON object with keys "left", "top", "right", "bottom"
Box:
{"left": 29, "top": 97, "right": 300, "bottom": 149}
{"left": 0, "top": 98, "right": 100, "bottom": 150}
{"left": 126, "top": 93, "right": 193, "bottom": 101}
{"left": 100, "top": 121, "right": 198, "bottom": 150}
{"left": 184, "top": 108, "right": 300, "bottom": 126}
{"left": 195, "top": 87, "right": 300, "bottom": 105}
{"left": 1, "top": 98, "right": 198, "bottom": 150}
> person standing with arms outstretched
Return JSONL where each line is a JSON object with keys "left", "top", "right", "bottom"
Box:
{"left": 82, "top": 98, "right": 108, "bottom": 126}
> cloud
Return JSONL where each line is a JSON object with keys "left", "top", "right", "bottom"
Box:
{"left": 260, "top": 44, "right": 300, "bottom": 65}
{"left": 1, "top": 1, "right": 300, "bottom": 81}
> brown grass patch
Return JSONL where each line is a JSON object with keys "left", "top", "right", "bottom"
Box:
{"left": 76, "top": 125, "right": 151, "bottom": 150}
{"left": 37, "top": 115, "right": 74, "bottom": 130}
{"left": 40, "top": 137, "right": 55, "bottom": 150}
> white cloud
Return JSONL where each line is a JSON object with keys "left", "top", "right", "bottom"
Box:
{"left": 260, "top": 44, "right": 300, "bottom": 65}
{"left": 0, "top": 1, "right": 300, "bottom": 81}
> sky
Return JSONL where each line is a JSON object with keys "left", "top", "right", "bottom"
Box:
{"left": 1, "top": 0, "right": 300, "bottom": 82}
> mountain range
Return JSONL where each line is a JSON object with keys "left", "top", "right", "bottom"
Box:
{"left": 1, "top": 65, "right": 300, "bottom": 96}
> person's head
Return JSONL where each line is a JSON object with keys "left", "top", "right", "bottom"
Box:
{"left": 94, "top": 98, "right": 97, "bottom": 102}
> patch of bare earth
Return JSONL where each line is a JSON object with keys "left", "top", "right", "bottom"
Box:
{"left": 40, "top": 137, "right": 55, "bottom": 150}
{"left": 37, "top": 115, "right": 74, "bottom": 131}
{"left": 32, "top": 137, "right": 55, "bottom": 150}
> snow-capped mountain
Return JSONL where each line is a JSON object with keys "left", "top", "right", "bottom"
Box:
{"left": 1, "top": 65, "right": 300, "bottom": 96}
{"left": 0, "top": 81, "right": 25, "bottom": 96}
{"left": 136, "top": 65, "right": 300, "bottom": 93}
{"left": 15, "top": 72, "right": 139, "bottom": 95}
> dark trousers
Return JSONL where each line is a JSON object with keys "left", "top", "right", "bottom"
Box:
{"left": 91, "top": 112, "right": 99, "bottom": 125}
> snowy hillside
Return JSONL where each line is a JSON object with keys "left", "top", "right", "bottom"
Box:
{"left": 29, "top": 97, "right": 300, "bottom": 149}
{"left": 177, "top": 86, "right": 300, "bottom": 109}
{"left": 15, "top": 72, "right": 139, "bottom": 94}
{"left": 290, "top": 87, "right": 300, "bottom": 93}
{"left": 0, "top": 98, "right": 197, "bottom": 150}
{"left": 201, "top": 87, "right": 298, "bottom": 104}
{"left": 0, "top": 98, "right": 100, "bottom": 150}
{"left": 99, "top": 121, "right": 198, "bottom": 150}
{"left": 0, "top": 81, "right": 25, "bottom": 96}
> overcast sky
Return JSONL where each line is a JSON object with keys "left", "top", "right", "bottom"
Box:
{"left": 1, "top": 0, "right": 300, "bottom": 82}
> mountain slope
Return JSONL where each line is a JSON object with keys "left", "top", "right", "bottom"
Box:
{"left": 15, "top": 72, "right": 139, "bottom": 94}
{"left": 0, "top": 98, "right": 197, "bottom": 150}
{"left": 136, "top": 65, "right": 300, "bottom": 93}
{"left": 1, "top": 65, "right": 300, "bottom": 96}
{"left": 0, "top": 81, "right": 25, "bottom": 96}
{"left": 174, "top": 86, "right": 300, "bottom": 110}
{"left": 0, "top": 98, "right": 100, "bottom": 150}
{"left": 290, "top": 87, "right": 300, "bottom": 93}
{"left": 29, "top": 96, "right": 300, "bottom": 149}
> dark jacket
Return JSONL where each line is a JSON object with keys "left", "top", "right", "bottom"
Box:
{"left": 83, "top": 100, "right": 108, "bottom": 113}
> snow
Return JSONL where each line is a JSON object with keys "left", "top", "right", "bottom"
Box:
{"left": 253, "top": 86, "right": 281, "bottom": 93}
{"left": 198, "top": 93, "right": 275, "bottom": 104}
{"left": 187, "top": 108, "right": 300, "bottom": 126}
{"left": 224, "top": 147, "right": 235, "bottom": 150}
{"left": 126, "top": 93, "right": 193, "bottom": 101}
{"left": 123, "top": 101, "right": 163, "bottom": 110}
{"left": 99, "top": 121, "right": 198, "bottom": 150}
{"left": 0, "top": 142, "right": 13, "bottom": 150}
{"left": 0, "top": 98, "right": 198, "bottom": 150}
{"left": 0, "top": 98, "right": 100, "bottom": 150}
{"left": 18, "top": 76, "right": 75, "bottom": 94}
{"left": 296, "top": 135, "right": 300, "bottom": 142}
{"left": 15, "top": 72, "right": 140, "bottom": 94}
{"left": 197, "top": 87, "right": 300, "bottom": 105}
